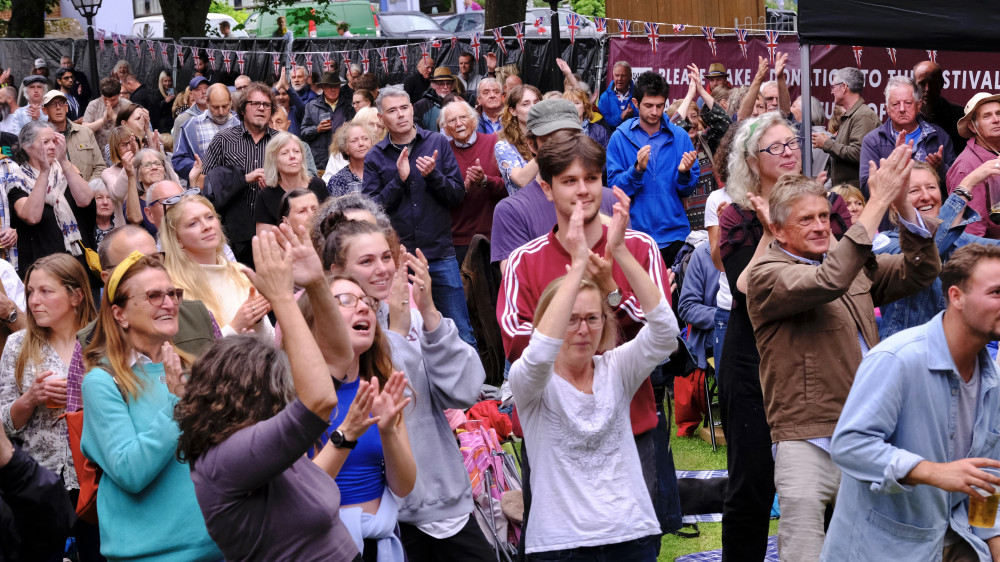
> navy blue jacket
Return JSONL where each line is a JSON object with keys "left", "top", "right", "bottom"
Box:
{"left": 677, "top": 242, "right": 719, "bottom": 369}
{"left": 0, "top": 444, "right": 76, "bottom": 561}
{"left": 362, "top": 127, "right": 465, "bottom": 261}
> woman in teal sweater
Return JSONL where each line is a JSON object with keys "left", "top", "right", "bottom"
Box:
{"left": 80, "top": 252, "right": 221, "bottom": 562}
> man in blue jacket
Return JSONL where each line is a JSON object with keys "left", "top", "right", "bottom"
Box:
{"left": 607, "top": 71, "right": 699, "bottom": 265}
{"left": 597, "top": 61, "right": 638, "bottom": 130}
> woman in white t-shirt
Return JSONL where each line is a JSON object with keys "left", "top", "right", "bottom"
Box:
{"left": 509, "top": 198, "right": 680, "bottom": 560}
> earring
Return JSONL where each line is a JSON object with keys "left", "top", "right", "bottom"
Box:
{"left": 122, "top": 322, "right": 129, "bottom": 330}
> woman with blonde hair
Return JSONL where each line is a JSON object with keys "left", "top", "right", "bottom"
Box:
{"left": 253, "top": 132, "right": 328, "bottom": 236}
{"left": 327, "top": 123, "right": 374, "bottom": 197}
{"left": 99, "top": 126, "right": 144, "bottom": 228}
{"left": 0, "top": 254, "right": 99, "bottom": 559}
{"left": 354, "top": 107, "right": 386, "bottom": 142}
{"left": 323, "top": 109, "right": 383, "bottom": 184}
{"left": 157, "top": 71, "right": 176, "bottom": 132}
{"left": 81, "top": 252, "right": 221, "bottom": 561}
{"left": 831, "top": 184, "right": 866, "bottom": 224}
{"left": 161, "top": 194, "right": 273, "bottom": 338}
{"left": 494, "top": 84, "right": 541, "bottom": 194}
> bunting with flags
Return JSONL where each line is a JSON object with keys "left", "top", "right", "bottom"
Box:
{"left": 644, "top": 22, "right": 659, "bottom": 54}
{"left": 237, "top": 51, "right": 247, "bottom": 74}
{"left": 764, "top": 30, "right": 780, "bottom": 64}
{"left": 451, "top": 36, "right": 457, "bottom": 49}
{"left": 396, "top": 45, "right": 408, "bottom": 69}
{"left": 886, "top": 47, "right": 897, "bottom": 66}
{"left": 360, "top": 49, "right": 370, "bottom": 73}
{"left": 470, "top": 32, "right": 481, "bottom": 59}
{"left": 342, "top": 52, "right": 351, "bottom": 71}
{"left": 617, "top": 19, "right": 631, "bottom": 39}
{"left": 420, "top": 42, "right": 430, "bottom": 65}
{"left": 672, "top": 24, "right": 686, "bottom": 35}
{"left": 735, "top": 28, "right": 749, "bottom": 59}
{"left": 290, "top": 54, "right": 298, "bottom": 72}
{"left": 273, "top": 53, "right": 281, "bottom": 76}
{"left": 97, "top": 29, "right": 105, "bottom": 51}
{"left": 594, "top": 17, "right": 607, "bottom": 34}
{"left": 377, "top": 47, "right": 389, "bottom": 73}
{"left": 513, "top": 22, "right": 525, "bottom": 51}
{"left": 145, "top": 40, "right": 156, "bottom": 62}
{"left": 852, "top": 45, "right": 864, "bottom": 67}
{"left": 207, "top": 49, "right": 217, "bottom": 70}
{"left": 431, "top": 39, "right": 442, "bottom": 50}
{"left": 222, "top": 50, "right": 232, "bottom": 73}
{"left": 701, "top": 27, "right": 717, "bottom": 57}
{"left": 567, "top": 13, "right": 581, "bottom": 44}
{"left": 111, "top": 33, "right": 120, "bottom": 56}
{"left": 189, "top": 46, "right": 198, "bottom": 66}
{"left": 158, "top": 41, "right": 170, "bottom": 66}
{"left": 927, "top": 50, "right": 938, "bottom": 63}
{"left": 493, "top": 28, "right": 507, "bottom": 56}
{"left": 534, "top": 17, "right": 545, "bottom": 34}
{"left": 322, "top": 52, "right": 333, "bottom": 72}
{"left": 132, "top": 38, "right": 142, "bottom": 58}
{"left": 177, "top": 45, "right": 185, "bottom": 66}
{"left": 305, "top": 54, "right": 314, "bottom": 75}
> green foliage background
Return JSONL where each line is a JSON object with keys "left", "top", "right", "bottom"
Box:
{"left": 568, "top": 0, "right": 605, "bottom": 18}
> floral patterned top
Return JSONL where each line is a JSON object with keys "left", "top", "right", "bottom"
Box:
{"left": 494, "top": 139, "right": 528, "bottom": 196}
{"left": 0, "top": 330, "right": 78, "bottom": 490}
{"left": 327, "top": 165, "right": 363, "bottom": 197}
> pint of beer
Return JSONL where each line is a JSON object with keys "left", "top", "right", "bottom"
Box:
{"left": 970, "top": 468, "right": 1000, "bottom": 528}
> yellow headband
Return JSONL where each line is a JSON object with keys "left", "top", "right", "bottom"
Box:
{"left": 107, "top": 251, "right": 145, "bottom": 302}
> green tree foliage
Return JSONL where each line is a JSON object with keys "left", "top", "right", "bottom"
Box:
{"left": 4, "top": 0, "right": 60, "bottom": 38}
{"left": 209, "top": 1, "right": 249, "bottom": 24}
{"left": 569, "top": 0, "right": 605, "bottom": 18}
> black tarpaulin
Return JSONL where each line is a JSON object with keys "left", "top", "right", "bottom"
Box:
{"left": 798, "top": 0, "right": 1000, "bottom": 52}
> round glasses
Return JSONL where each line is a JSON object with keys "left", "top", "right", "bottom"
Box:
{"left": 759, "top": 138, "right": 802, "bottom": 156}
{"left": 334, "top": 293, "right": 380, "bottom": 310}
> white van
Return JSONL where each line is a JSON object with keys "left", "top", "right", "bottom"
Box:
{"left": 132, "top": 14, "right": 249, "bottom": 38}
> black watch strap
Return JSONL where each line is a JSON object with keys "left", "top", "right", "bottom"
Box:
{"left": 330, "top": 429, "right": 357, "bottom": 449}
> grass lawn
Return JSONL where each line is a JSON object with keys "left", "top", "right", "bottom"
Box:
{"left": 656, "top": 399, "right": 779, "bottom": 561}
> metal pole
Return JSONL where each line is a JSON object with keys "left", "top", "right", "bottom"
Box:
{"left": 800, "top": 43, "right": 812, "bottom": 178}
{"left": 548, "top": 0, "right": 560, "bottom": 92}
{"left": 86, "top": 16, "right": 99, "bottom": 93}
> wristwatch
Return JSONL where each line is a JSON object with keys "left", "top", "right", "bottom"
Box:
{"left": 955, "top": 186, "right": 973, "bottom": 202}
{"left": 606, "top": 289, "right": 622, "bottom": 308}
{"left": 0, "top": 308, "right": 16, "bottom": 324}
{"left": 329, "top": 429, "right": 357, "bottom": 449}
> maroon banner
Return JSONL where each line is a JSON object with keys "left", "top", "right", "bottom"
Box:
{"left": 608, "top": 36, "right": 1000, "bottom": 122}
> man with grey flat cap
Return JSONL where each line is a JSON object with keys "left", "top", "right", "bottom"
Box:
{"left": 6, "top": 75, "right": 49, "bottom": 134}
{"left": 300, "top": 70, "right": 354, "bottom": 167}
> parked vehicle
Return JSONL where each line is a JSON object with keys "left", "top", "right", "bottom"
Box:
{"left": 132, "top": 14, "right": 249, "bottom": 38}
{"left": 246, "top": 1, "right": 378, "bottom": 38}
{"left": 378, "top": 11, "right": 453, "bottom": 40}
{"left": 439, "top": 11, "right": 483, "bottom": 38}
{"left": 437, "top": 9, "right": 602, "bottom": 40}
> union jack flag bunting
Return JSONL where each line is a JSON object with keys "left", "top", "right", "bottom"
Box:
{"left": 420, "top": 42, "right": 430, "bottom": 65}
{"left": 886, "top": 47, "right": 897, "bottom": 66}
{"left": 470, "top": 32, "right": 481, "bottom": 59}
{"left": 764, "top": 30, "right": 780, "bottom": 64}
{"left": 158, "top": 41, "right": 170, "bottom": 66}
{"left": 701, "top": 27, "right": 717, "bottom": 57}
{"left": 493, "top": 28, "right": 507, "bottom": 56}
{"left": 644, "top": 22, "right": 659, "bottom": 54}
{"left": 927, "top": 50, "right": 938, "bottom": 63}
{"left": 852, "top": 45, "right": 864, "bottom": 67}
{"left": 431, "top": 39, "right": 442, "bottom": 50}
{"left": 594, "top": 17, "right": 607, "bottom": 34}
{"left": 222, "top": 50, "right": 232, "bottom": 73}
{"left": 321, "top": 52, "right": 333, "bottom": 72}
{"left": 237, "top": 51, "right": 247, "bottom": 74}
{"left": 145, "top": 40, "right": 156, "bottom": 62}
{"left": 360, "top": 49, "right": 370, "bottom": 73}
{"left": 289, "top": 55, "right": 297, "bottom": 72}
{"left": 342, "top": 52, "right": 351, "bottom": 70}
{"left": 305, "top": 53, "right": 314, "bottom": 75}
{"left": 617, "top": 19, "right": 631, "bottom": 39}
{"left": 672, "top": 24, "right": 686, "bottom": 35}
{"left": 177, "top": 46, "right": 185, "bottom": 66}
{"left": 567, "top": 13, "right": 581, "bottom": 44}
{"left": 112, "top": 33, "right": 120, "bottom": 56}
{"left": 513, "top": 22, "right": 525, "bottom": 51}
{"left": 396, "top": 45, "right": 408, "bottom": 69}
{"left": 132, "top": 38, "right": 142, "bottom": 58}
{"left": 273, "top": 53, "right": 281, "bottom": 76}
{"left": 534, "top": 17, "right": 544, "bottom": 32}
{"left": 735, "top": 29, "right": 749, "bottom": 59}
{"left": 377, "top": 47, "right": 389, "bottom": 73}
{"left": 97, "top": 29, "right": 105, "bottom": 51}
{"left": 451, "top": 36, "right": 457, "bottom": 49}
{"left": 207, "top": 49, "right": 217, "bottom": 70}
{"left": 189, "top": 46, "right": 198, "bottom": 66}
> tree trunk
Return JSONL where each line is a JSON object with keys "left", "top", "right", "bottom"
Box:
{"left": 484, "top": 0, "right": 526, "bottom": 30}
{"left": 8, "top": 0, "right": 47, "bottom": 38}
{"left": 162, "top": 0, "right": 213, "bottom": 40}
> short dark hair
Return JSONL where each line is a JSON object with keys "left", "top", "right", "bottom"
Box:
{"left": 941, "top": 244, "right": 1000, "bottom": 301}
{"left": 634, "top": 71, "right": 669, "bottom": 104}
{"left": 219, "top": 20, "right": 230, "bottom": 30}
{"left": 536, "top": 130, "right": 605, "bottom": 184}
{"left": 100, "top": 76, "right": 122, "bottom": 98}
{"left": 355, "top": 73, "right": 379, "bottom": 92}
{"left": 236, "top": 82, "right": 277, "bottom": 121}
{"left": 459, "top": 52, "right": 473, "bottom": 61}
{"left": 279, "top": 188, "right": 314, "bottom": 219}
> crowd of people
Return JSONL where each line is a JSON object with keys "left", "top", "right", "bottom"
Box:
{"left": 0, "top": 43, "right": 1000, "bottom": 562}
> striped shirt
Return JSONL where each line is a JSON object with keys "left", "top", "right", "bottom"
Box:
{"left": 202, "top": 123, "right": 277, "bottom": 243}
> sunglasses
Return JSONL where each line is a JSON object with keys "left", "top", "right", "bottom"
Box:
{"left": 153, "top": 187, "right": 200, "bottom": 208}
{"left": 130, "top": 287, "right": 184, "bottom": 307}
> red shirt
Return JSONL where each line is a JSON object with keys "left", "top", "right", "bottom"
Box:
{"left": 449, "top": 133, "right": 506, "bottom": 245}
{"left": 498, "top": 224, "right": 671, "bottom": 435}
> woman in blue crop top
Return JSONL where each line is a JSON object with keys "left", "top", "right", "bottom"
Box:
{"left": 308, "top": 275, "right": 417, "bottom": 561}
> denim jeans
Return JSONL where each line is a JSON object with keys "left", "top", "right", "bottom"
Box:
{"left": 526, "top": 534, "right": 659, "bottom": 561}
{"left": 712, "top": 307, "right": 730, "bottom": 380}
{"left": 427, "top": 257, "right": 477, "bottom": 347}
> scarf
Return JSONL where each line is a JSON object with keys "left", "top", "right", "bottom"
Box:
{"left": 17, "top": 161, "right": 82, "bottom": 256}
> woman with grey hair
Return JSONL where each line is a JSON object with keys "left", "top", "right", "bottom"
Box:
{"left": 8, "top": 119, "right": 95, "bottom": 277}
{"left": 715, "top": 112, "right": 853, "bottom": 560}
{"left": 253, "top": 131, "right": 328, "bottom": 237}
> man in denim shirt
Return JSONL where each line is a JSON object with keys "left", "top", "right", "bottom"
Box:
{"left": 823, "top": 244, "right": 1000, "bottom": 561}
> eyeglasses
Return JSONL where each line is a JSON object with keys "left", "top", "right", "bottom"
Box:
{"left": 153, "top": 187, "right": 200, "bottom": 208}
{"left": 117, "top": 138, "right": 136, "bottom": 149}
{"left": 130, "top": 287, "right": 184, "bottom": 307}
{"left": 830, "top": 82, "right": 845, "bottom": 91}
{"left": 246, "top": 100, "right": 273, "bottom": 110}
{"left": 333, "top": 292, "right": 380, "bottom": 310}
{"left": 759, "top": 138, "right": 802, "bottom": 156}
{"left": 139, "top": 160, "right": 164, "bottom": 170}
{"left": 567, "top": 313, "right": 606, "bottom": 331}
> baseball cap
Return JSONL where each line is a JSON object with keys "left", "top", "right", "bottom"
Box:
{"left": 42, "top": 90, "right": 68, "bottom": 106}
{"left": 22, "top": 75, "right": 46, "bottom": 87}
{"left": 34, "top": 58, "right": 46, "bottom": 69}
{"left": 189, "top": 76, "right": 209, "bottom": 90}
{"left": 526, "top": 99, "right": 583, "bottom": 136}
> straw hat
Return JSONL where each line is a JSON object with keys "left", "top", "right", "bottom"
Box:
{"left": 958, "top": 92, "right": 1000, "bottom": 138}
{"left": 706, "top": 63, "right": 729, "bottom": 78}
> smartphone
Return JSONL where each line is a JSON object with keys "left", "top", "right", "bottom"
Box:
{"left": 167, "top": 87, "right": 175, "bottom": 95}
